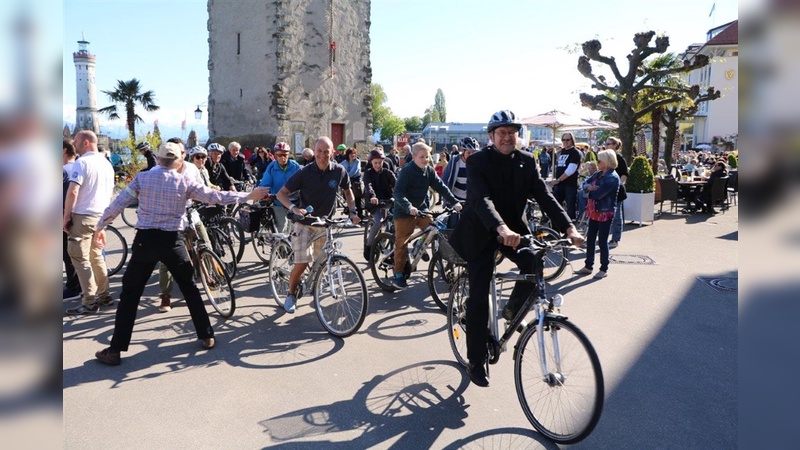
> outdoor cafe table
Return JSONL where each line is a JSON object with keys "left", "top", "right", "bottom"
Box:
{"left": 677, "top": 178, "right": 706, "bottom": 206}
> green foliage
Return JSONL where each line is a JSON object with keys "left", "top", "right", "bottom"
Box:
{"left": 627, "top": 155, "right": 656, "bottom": 193}
{"left": 98, "top": 78, "right": 160, "bottom": 140}
{"left": 582, "top": 149, "right": 597, "bottom": 163}
{"left": 422, "top": 106, "right": 440, "bottom": 126}
{"left": 434, "top": 89, "right": 446, "bottom": 123}
{"left": 380, "top": 116, "right": 406, "bottom": 141}
{"left": 371, "top": 83, "right": 391, "bottom": 132}
{"left": 404, "top": 116, "right": 423, "bottom": 132}
{"left": 727, "top": 153, "right": 738, "bottom": 168}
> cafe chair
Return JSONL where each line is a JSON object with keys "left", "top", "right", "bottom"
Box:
{"left": 657, "top": 176, "right": 682, "bottom": 215}
{"left": 709, "top": 176, "right": 730, "bottom": 214}
{"left": 726, "top": 171, "right": 738, "bottom": 206}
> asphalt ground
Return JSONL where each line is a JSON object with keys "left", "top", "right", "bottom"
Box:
{"left": 64, "top": 203, "right": 737, "bottom": 449}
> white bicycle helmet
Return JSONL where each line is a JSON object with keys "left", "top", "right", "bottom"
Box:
{"left": 189, "top": 146, "right": 207, "bottom": 157}
{"left": 207, "top": 142, "right": 224, "bottom": 153}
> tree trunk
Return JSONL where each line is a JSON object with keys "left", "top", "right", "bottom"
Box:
{"left": 618, "top": 109, "right": 636, "bottom": 162}
{"left": 126, "top": 101, "right": 136, "bottom": 140}
{"left": 650, "top": 108, "right": 662, "bottom": 173}
{"left": 663, "top": 123, "right": 677, "bottom": 170}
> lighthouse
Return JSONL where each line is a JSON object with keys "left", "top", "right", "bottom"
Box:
{"left": 73, "top": 34, "right": 99, "bottom": 135}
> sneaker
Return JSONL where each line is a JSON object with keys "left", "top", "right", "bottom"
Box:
{"left": 575, "top": 267, "right": 593, "bottom": 275}
{"left": 393, "top": 273, "right": 407, "bottom": 289}
{"left": 201, "top": 337, "right": 216, "bottom": 350}
{"left": 158, "top": 294, "right": 171, "bottom": 313}
{"left": 65, "top": 303, "right": 98, "bottom": 316}
{"left": 63, "top": 288, "right": 82, "bottom": 301}
{"left": 95, "top": 347, "right": 121, "bottom": 365}
{"left": 608, "top": 241, "right": 619, "bottom": 249}
{"left": 98, "top": 295, "right": 114, "bottom": 307}
{"left": 284, "top": 294, "right": 297, "bottom": 314}
{"left": 594, "top": 270, "right": 607, "bottom": 279}
{"left": 467, "top": 363, "right": 489, "bottom": 387}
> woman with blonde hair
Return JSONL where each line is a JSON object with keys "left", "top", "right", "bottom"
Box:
{"left": 576, "top": 149, "right": 620, "bottom": 279}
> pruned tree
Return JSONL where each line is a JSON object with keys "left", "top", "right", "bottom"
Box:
{"left": 577, "top": 31, "right": 719, "bottom": 162}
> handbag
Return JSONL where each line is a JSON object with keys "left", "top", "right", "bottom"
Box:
{"left": 617, "top": 183, "right": 627, "bottom": 202}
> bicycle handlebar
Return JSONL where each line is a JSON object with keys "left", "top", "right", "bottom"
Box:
{"left": 496, "top": 234, "right": 573, "bottom": 251}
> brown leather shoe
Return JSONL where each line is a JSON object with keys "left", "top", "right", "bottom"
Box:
{"left": 158, "top": 294, "right": 171, "bottom": 312}
{"left": 201, "top": 337, "right": 216, "bottom": 350}
{"left": 95, "top": 347, "right": 121, "bottom": 366}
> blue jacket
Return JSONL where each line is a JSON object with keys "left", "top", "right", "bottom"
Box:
{"left": 581, "top": 169, "right": 620, "bottom": 213}
{"left": 259, "top": 159, "right": 301, "bottom": 206}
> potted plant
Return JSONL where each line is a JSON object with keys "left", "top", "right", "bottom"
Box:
{"left": 623, "top": 155, "right": 656, "bottom": 225}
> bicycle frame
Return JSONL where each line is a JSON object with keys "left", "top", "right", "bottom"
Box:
{"left": 291, "top": 219, "right": 346, "bottom": 299}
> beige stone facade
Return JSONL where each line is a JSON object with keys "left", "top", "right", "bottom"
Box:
{"left": 207, "top": 0, "right": 372, "bottom": 153}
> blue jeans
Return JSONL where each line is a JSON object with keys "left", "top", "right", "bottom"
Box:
{"left": 553, "top": 184, "right": 578, "bottom": 220}
{"left": 584, "top": 219, "right": 612, "bottom": 272}
{"left": 611, "top": 201, "right": 623, "bottom": 242}
{"left": 577, "top": 190, "right": 588, "bottom": 219}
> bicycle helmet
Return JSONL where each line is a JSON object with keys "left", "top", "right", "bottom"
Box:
{"left": 207, "top": 142, "right": 224, "bottom": 153}
{"left": 189, "top": 146, "right": 207, "bottom": 157}
{"left": 368, "top": 149, "right": 385, "bottom": 162}
{"left": 273, "top": 141, "right": 290, "bottom": 153}
{"left": 336, "top": 144, "right": 347, "bottom": 151}
{"left": 487, "top": 110, "right": 522, "bottom": 133}
{"left": 135, "top": 142, "right": 151, "bottom": 151}
{"left": 459, "top": 137, "right": 480, "bottom": 151}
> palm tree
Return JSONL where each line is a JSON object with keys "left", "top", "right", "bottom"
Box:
{"left": 98, "top": 79, "right": 160, "bottom": 140}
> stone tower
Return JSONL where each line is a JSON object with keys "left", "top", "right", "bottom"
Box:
{"left": 207, "top": 0, "right": 372, "bottom": 152}
{"left": 73, "top": 36, "right": 100, "bottom": 135}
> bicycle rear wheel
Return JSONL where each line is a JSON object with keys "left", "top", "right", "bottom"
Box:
{"left": 534, "top": 226, "right": 568, "bottom": 281}
{"left": 427, "top": 252, "right": 463, "bottom": 312}
{"left": 269, "top": 240, "right": 293, "bottom": 307}
{"left": 514, "top": 317, "right": 604, "bottom": 444}
{"left": 446, "top": 272, "right": 470, "bottom": 367}
{"left": 197, "top": 248, "right": 236, "bottom": 319}
{"left": 103, "top": 225, "right": 128, "bottom": 276}
{"left": 369, "top": 232, "right": 397, "bottom": 292}
{"left": 313, "top": 255, "right": 368, "bottom": 337}
{"left": 121, "top": 205, "right": 138, "bottom": 228}
{"left": 219, "top": 217, "right": 245, "bottom": 263}
{"left": 208, "top": 227, "right": 237, "bottom": 279}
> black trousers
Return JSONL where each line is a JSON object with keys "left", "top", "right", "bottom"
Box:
{"left": 466, "top": 242, "right": 537, "bottom": 366}
{"left": 110, "top": 229, "right": 213, "bottom": 352}
{"left": 63, "top": 231, "right": 80, "bottom": 291}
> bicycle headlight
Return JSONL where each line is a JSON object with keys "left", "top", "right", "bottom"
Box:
{"left": 334, "top": 240, "right": 343, "bottom": 250}
{"left": 552, "top": 294, "right": 564, "bottom": 308}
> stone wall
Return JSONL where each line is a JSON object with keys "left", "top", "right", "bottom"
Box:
{"left": 207, "top": 0, "right": 371, "bottom": 151}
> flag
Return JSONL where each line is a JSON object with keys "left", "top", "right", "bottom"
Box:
{"left": 154, "top": 119, "right": 159, "bottom": 127}
{"left": 181, "top": 119, "right": 186, "bottom": 131}
{"left": 709, "top": 2, "right": 715, "bottom": 17}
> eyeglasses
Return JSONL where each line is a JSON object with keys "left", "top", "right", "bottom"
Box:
{"left": 275, "top": 152, "right": 288, "bottom": 157}
{"left": 193, "top": 155, "right": 207, "bottom": 160}
{"left": 561, "top": 138, "right": 573, "bottom": 142}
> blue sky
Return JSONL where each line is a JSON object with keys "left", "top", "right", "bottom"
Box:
{"left": 62, "top": 0, "right": 738, "bottom": 141}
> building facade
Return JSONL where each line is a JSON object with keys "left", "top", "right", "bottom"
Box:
{"left": 207, "top": 0, "right": 372, "bottom": 153}
{"left": 73, "top": 38, "right": 100, "bottom": 135}
{"left": 684, "top": 20, "right": 738, "bottom": 147}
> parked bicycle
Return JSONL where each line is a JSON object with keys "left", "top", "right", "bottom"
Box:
{"left": 268, "top": 213, "right": 369, "bottom": 337}
{"left": 184, "top": 205, "right": 236, "bottom": 318}
{"left": 447, "top": 235, "right": 603, "bottom": 444}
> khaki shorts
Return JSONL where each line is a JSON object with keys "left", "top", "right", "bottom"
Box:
{"left": 290, "top": 223, "right": 327, "bottom": 264}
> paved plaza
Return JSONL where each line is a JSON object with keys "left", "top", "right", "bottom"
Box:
{"left": 64, "top": 206, "right": 737, "bottom": 448}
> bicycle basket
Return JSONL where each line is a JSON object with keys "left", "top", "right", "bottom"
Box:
{"left": 238, "top": 205, "right": 264, "bottom": 233}
{"left": 437, "top": 229, "right": 467, "bottom": 265}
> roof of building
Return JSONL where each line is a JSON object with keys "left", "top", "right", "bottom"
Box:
{"left": 706, "top": 20, "right": 738, "bottom": 46}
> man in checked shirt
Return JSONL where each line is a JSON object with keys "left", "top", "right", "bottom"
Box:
{"left": 91, "top": 142, "right": 269, "bottom": 365}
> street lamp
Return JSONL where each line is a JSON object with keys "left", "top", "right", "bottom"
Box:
{"left": 194, "top": 101, "right": 208, "bottom": 120}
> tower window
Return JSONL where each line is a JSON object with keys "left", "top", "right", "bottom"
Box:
{"left": 240, "top": 88, "right": 243, "bottom": 98}
{"left": 237, "top": 33, "right": 241, "bottom": 55}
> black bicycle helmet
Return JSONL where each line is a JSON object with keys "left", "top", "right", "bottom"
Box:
{"left": 459, "top": 137, "right": 480, "bottom": 151}
{"left": 135, "top": 142, "right": 151, "bottom": 151}
{"left": 487, "top": 110, "right": 522, "bottom": 133}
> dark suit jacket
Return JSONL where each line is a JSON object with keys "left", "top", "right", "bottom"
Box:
{"left": 449, "top": 146, "right": 572, "bottom": 262}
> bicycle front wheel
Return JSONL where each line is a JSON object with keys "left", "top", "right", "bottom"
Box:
{"left": 446, "top": 272, "right": 470, "bottom": 367}
{"left": 103, "top": 225, "right": 128, "bottom": 276}
{"left": 514, "top": 317, "right": 604, "bottom": 444}
{"left": 197, "top": 248, "right": 236, "bottom": 319}
{"left": 121, "top": 205, "right": 138, "bottom": 228}
{"left": 313, "top": 255, "right": 368, "bottom": 337}
{"left": 208, "top": 227, "right": 237, "bottom": 279}
{"left": 269, "top": 239, "right": 293, "bottom": 307}
{"left": 535, "top": 226, "right": 568, "bottom": 281}
{"left": 427, "top": 252, "right": 463, "bottom": 312}
{"left": 369, "top": 232, "right": 397, "bottom": 292}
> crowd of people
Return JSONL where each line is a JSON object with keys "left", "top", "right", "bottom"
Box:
{"left": 66, "top": 110, "right": 673, "bottom": 387}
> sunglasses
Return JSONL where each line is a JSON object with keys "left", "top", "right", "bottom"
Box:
{"left": 561, "top": 138, "right": 573, "bottom": 142}
{"left": 193, "top": 155, "right": 207, "bottom": 160}
{"left": 275, "top": 152, "right": 288, "bottom": 157}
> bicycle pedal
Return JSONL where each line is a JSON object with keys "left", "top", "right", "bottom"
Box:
{"left": 421, "top": 252, "right": 430, "bottom": 262}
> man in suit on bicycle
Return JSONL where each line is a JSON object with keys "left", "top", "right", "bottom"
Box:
{"left": 449, "top": 110, "right": 585, "bottom": 387}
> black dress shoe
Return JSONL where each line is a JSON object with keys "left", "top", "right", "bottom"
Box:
{"left": 95, "top": 347, "right": 121, "bottom": 366}
{"left": 467, "top": 363, "right": 489, "bottom": 387}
